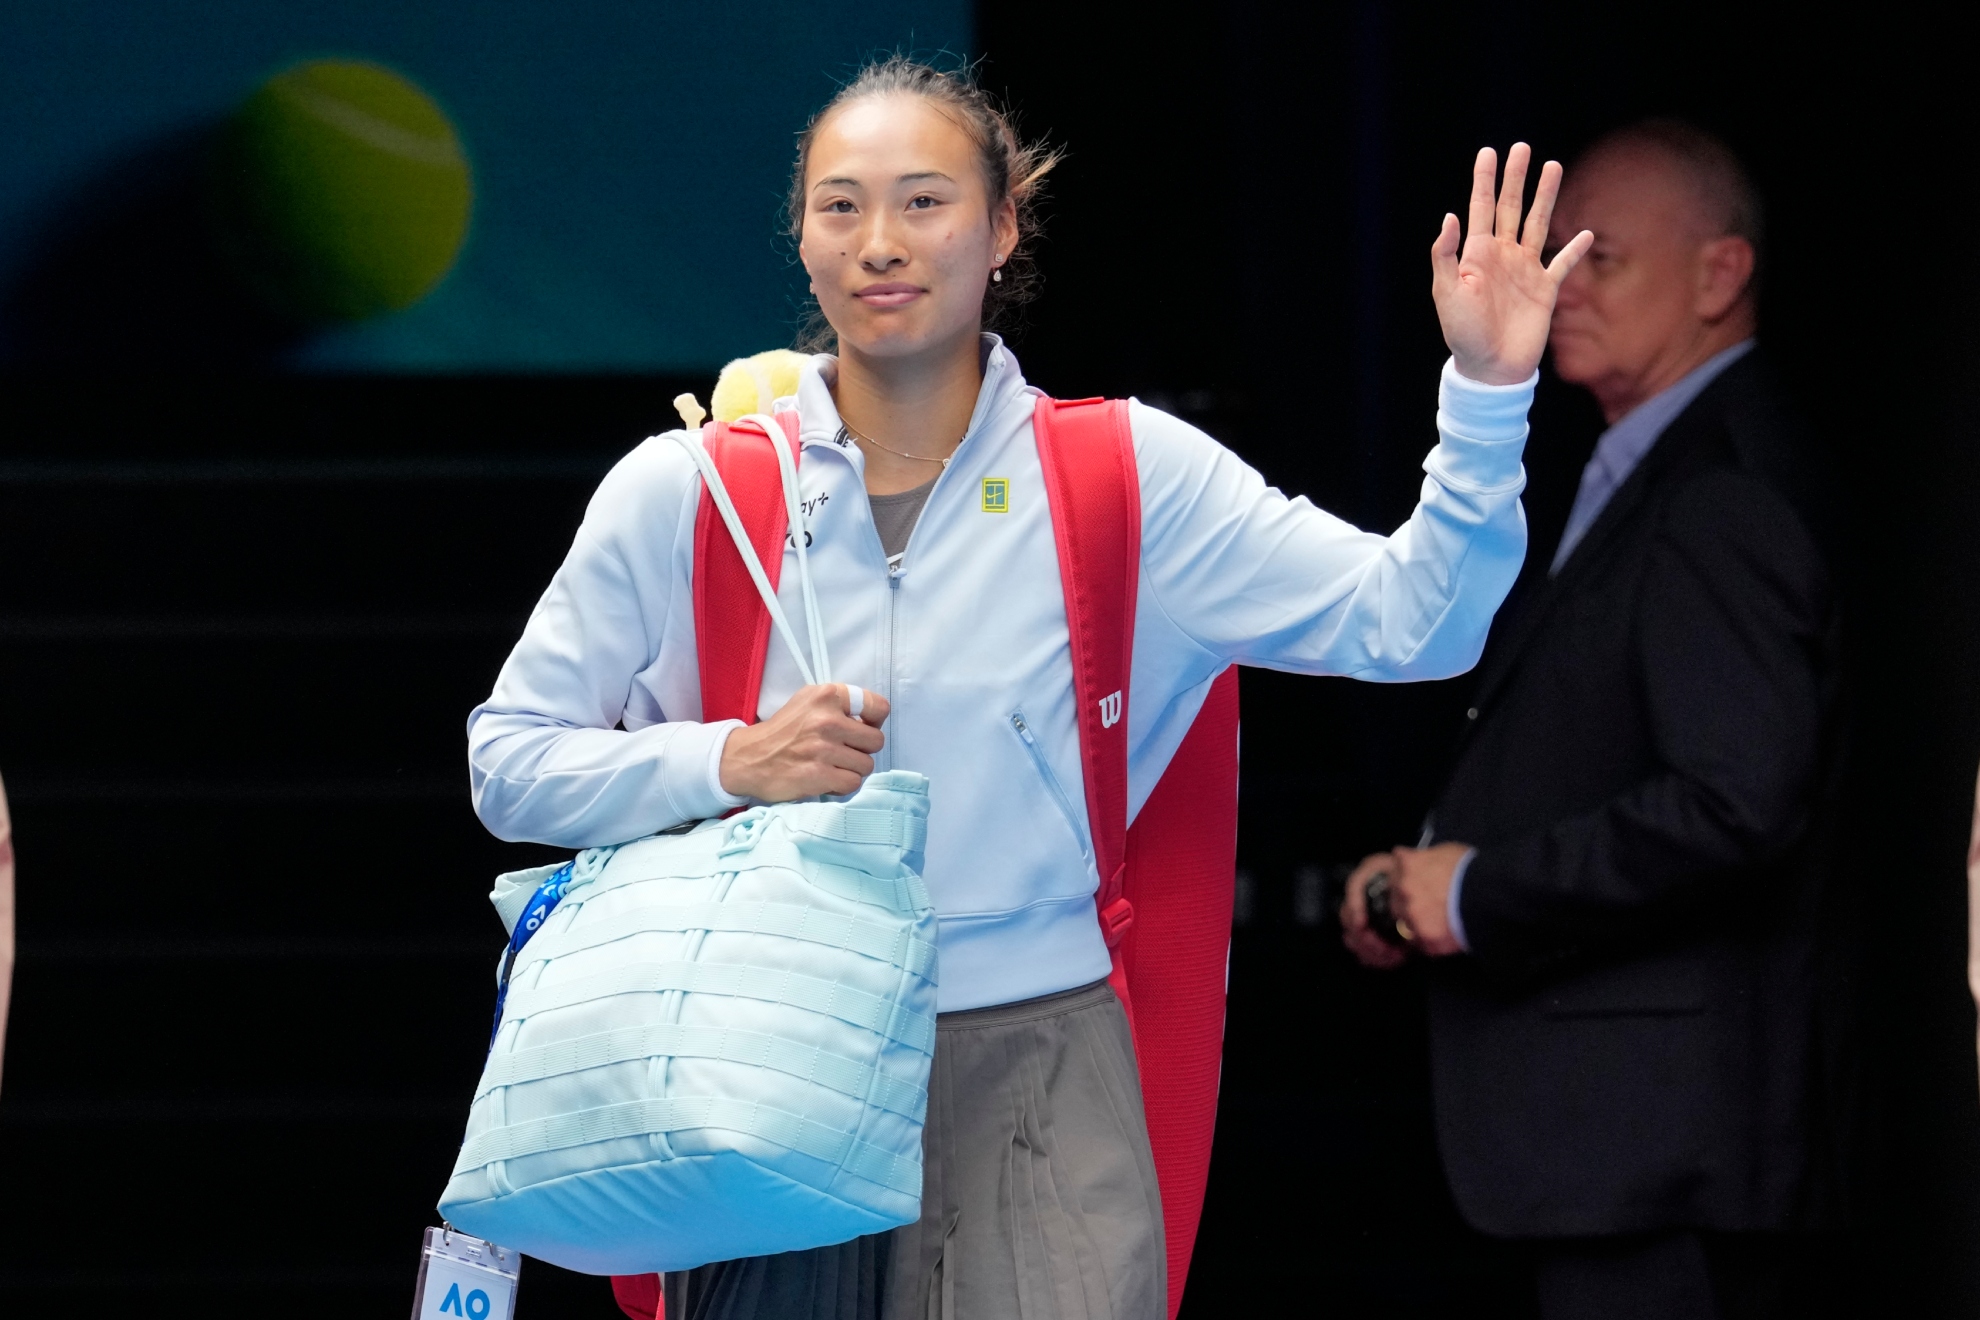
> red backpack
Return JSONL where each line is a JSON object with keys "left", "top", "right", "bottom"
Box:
{"left": 612, "top": 400, "right": 1239, "bottom": 1320}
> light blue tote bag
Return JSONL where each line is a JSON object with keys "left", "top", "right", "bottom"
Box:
{"left": 439, "top": 416, "right": 938, "bottom": 1274}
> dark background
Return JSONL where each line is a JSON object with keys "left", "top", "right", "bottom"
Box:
{"left": 4, "top": 1, "right": 1977, "bottom": 1316}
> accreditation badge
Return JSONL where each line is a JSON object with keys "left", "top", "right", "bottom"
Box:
{"left": 410, "top": 1226, "right": 520, "bottom": 1320}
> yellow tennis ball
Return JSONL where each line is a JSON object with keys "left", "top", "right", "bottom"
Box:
{"left": 711, "top": 349, "right": 811, "bottom": 422}
{"left": 209, "top": 59, "right": 472, "bottom": 323}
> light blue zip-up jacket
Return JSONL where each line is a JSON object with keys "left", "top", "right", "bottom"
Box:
{"left": 468, "top": 339, "right": 1535, "bottom": 1011}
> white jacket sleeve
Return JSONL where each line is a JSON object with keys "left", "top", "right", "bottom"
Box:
{"left": 1136, "top": 358, "right": 1533, "bottom": 680}
{"left": 466, "top": 437, "right": 745, "bottom": 848}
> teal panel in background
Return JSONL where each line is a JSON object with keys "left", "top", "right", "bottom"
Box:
{"left": 0, "top": 1, "right": 970, "bottom": 372}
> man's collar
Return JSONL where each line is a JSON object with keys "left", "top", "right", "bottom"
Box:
{"left": 1592, "top": 338, "right": 1756, "bottom": 471}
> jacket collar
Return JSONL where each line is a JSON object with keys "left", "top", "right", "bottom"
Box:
{"left": 790, "top": 334, "right": 1032, "bottom": 474}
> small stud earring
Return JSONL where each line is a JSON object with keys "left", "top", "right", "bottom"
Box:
{"left": 993, "top": 268, "right": 1002, "bottom": 283}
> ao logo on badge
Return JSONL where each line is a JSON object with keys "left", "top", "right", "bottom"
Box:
{"left": 419, "top": 1256, "right": 514, "bottom": 1320}
{"left": 436, "top": 1283, "right": 492, "bottom": 1318}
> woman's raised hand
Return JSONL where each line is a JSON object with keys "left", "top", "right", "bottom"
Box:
{"left": 719, "top": 683, "right": 890, "bottom": 803}
{"left": 1431, "top": 144, "right": 1592, "bottom": 386}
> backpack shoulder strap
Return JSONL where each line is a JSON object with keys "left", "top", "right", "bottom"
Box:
{"left": 691, "top": 412, "right": 802, "bottom": 724}
{"left": 1031, "top": 395, "right": 1141, "bottom": 990}
{"left": 1034, "top": 394, "right": 1239, "bottom": 1320}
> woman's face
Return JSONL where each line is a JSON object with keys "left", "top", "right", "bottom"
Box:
{"left": 799, "top": 94, "right": 1018, "bottom": 362}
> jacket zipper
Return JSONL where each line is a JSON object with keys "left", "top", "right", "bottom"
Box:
{"left": 876, "top": 455, "right": 961, "bottom": 775}
{"left": 1010, "top": 710, "right": 1092, "bottom": 862}
{"left": 882, "top": 557, "right": 903, "bottom": 771}
{"left": 867, "top": 414, "right": 973, "bottom": 776}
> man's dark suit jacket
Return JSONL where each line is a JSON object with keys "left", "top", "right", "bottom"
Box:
{"left": 1428, "top": 350, "right": 1842, "bottom": 1239}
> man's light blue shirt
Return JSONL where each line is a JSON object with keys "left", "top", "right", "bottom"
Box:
{"left": 1445, "top": 338, "right": 1755, "bottom": 951}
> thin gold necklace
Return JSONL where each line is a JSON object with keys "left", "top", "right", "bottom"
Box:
{"left": 841, "top": 420, "right": 958, "bottom": 469}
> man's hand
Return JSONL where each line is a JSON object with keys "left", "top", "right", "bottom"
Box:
{"left": 1390, "top": 842, "right": 1469, "bottom": 957}
{"left": 1341, "top": 842, "right": 1472, "bottom": 966}
{"left": 1341, "top": 851, "right": 1408, "bottom": 970}
{"left": 718, "top": 683, "right": 889, "bottom": 803}
{"left": 1433, "top": 143, "right": 1594, "bottom": 385}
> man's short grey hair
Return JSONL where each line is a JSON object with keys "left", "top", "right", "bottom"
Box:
{"left": 1583, "top": 118, "right": 1765, "bottom": 260}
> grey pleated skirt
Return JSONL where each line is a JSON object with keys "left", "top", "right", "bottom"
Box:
{"left": 662, "top": 978, "right": 1166, "bottom": 1320}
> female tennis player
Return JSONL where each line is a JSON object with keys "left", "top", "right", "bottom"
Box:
{"left": 469, "top": 56, "right": 1589, "bottom": 1320}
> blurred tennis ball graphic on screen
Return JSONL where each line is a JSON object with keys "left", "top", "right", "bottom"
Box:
{"left": 209, "top": 60, "right": 471, "bottom": 323}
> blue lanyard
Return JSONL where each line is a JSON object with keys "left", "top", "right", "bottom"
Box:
{"left": 488, "top": 862, "right": 575, "bottom": 1048}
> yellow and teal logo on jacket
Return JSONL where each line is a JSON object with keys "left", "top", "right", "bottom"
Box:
{"left": 981, "top": 478, "right": 1009, "bottom": 513}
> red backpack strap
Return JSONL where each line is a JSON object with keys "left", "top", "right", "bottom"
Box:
{"left": 1034, "top": 395, "right": 1238, "bottom": 1320}
{"left": 692, "top": 412, "right": 802, "bottom": 724}
{"left": 609, "top": 410, "right": 801, "bottom": 1320}
{"left": 1033, "top": 396, "right": 1141, "bottom": 1004}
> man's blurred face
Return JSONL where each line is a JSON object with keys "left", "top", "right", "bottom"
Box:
{"left": 1546, "top": 147, "right": 1713, "bottom": 397}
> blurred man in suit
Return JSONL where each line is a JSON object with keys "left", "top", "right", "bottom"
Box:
{"left": 1342, "top": 121, "right": 1840, "bottom": 1320}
